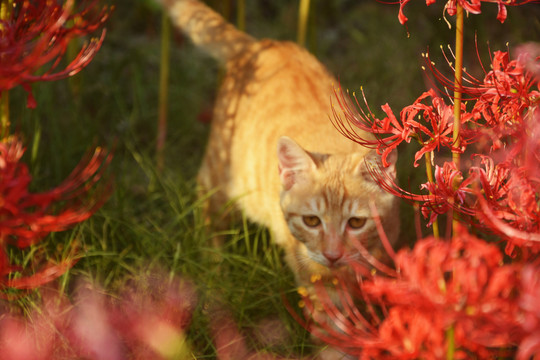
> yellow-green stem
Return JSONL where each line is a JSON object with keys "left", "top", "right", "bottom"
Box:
{"left": 1, "top": 1, "right": 12, "bottom": 139}
{"left": 446, "top": 325, "right": 455, "bottom": 360}
{"left": 451, "top": 4, "right": 464, "bottom": 238}
{"left": 445, "top": 8, "right": 464, "bottom": 359}
{"left": 297, "top": 0, "right": 310, "bottom": 46}
{"left": 236, "top": 0, "right": 245, "bottom": 31}
{"left": 425, "top": 153, "right": 440, "bottom": 238}
{"left": 0, "top": 0, "right": 12, "bottom": 28}
{"left": 156, "top": 9, "right": 171, "bottom": 172}
{"left": 0, "top": 91, "right": 9, "bottom": 139}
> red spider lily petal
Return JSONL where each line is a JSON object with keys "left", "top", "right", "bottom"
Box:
{"left": 5, "top": 256, "right": 78, "bottom": 290}
{"left": 331, "top": 85, "right": 405, "bottom": 158}
{"left": 444, "top": 0, "right": 482, "bottom": 17}
{"left": 0, "top": 0, "right": 110, "bottom": 105}
{"left": 0, "top": 137, "right": 111, "bottom": 291}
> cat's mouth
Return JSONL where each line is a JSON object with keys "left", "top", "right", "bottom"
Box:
{"left": 325, "top": 259, "right": 348, "bottom": 270}
{"left": 310, "top": 256, "right": 349, "bottom": 271}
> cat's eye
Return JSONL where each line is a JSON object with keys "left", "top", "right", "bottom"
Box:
{"left": 302, "top": 215, "right": 321, "bottom": 228}
{"left": 348, "top": 217, "right": 367, "bottom": 229}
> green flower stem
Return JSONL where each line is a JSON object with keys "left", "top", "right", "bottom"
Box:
{"left": 446, "top": 325, "right": 456, "bottom": 360}
{"left": 425, "top": 152, "right": 440, "bottom": 238}
{"left": 0, "top": 0, "right": 11, "bottom": 138}
{"left": 156, "top": 8, "right": 171, "bottom": 172}
{"left": 237, "top": 0, "right": 245, "bottom": 31}
{"left": 447, "top": 6, "right": 464, "bottom": 358}
{"left": 0, "top": 0, "right": 11, "bottom": 27}
{"left": 451, "top": 4, "right": 464, "bottom": 239}
{"left": 297, "top": 0, "right": 310, "bottom": 46}
{"left": 0, "top": 91, "right": 9, "bottom": 139}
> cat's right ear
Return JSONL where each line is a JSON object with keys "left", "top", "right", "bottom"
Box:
{"left": 358, "top": 149, "right": 397, "bottom": 181}
{"left": 277, "top": 137, "right": 316, "bottom": 190}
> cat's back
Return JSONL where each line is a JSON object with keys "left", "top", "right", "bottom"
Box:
{"left": 219, "top": 39, "right": 362, "bottom": 157}
{"left": 212, "top": 39, "right": 366, "bottom": 227}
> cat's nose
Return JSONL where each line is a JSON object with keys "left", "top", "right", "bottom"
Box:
{"left": 323, "top": 250, "right": 343, "bottom": 265}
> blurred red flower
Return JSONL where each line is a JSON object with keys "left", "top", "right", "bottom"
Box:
{"left": 0, "top": 0, "right": 110, "bottom": 107}
{"left": 0, "top": 136, "right": 111, "bottom": 292}
{"left": 517, "top": 264, "right": 540, "bottom": 360}
{"left": 0, "top": 274, "right": 197, "bottom": 359}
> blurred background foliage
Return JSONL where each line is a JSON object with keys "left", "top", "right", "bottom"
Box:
{"left": 6, "top": 0, "right": 540, "bottom": 357}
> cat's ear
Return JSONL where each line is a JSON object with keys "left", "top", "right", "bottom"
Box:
{"left": 358, "top": 149, "right": 397, "bottom": 181}
{"left": 277, "top": 136, "right": 316, "bottom": 190}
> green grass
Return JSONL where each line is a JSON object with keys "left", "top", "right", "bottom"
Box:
{"left": 6, "top": 0, "right": 540, "bottom": 357}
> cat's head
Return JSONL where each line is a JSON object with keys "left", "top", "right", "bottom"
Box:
{"left": 277, "top": 136, "right": 399, "bottom": 273}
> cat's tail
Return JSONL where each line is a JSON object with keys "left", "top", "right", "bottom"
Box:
{"left": 158, "top": 0, "right": 256, "bottom": 63}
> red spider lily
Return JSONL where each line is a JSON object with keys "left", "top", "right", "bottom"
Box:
{"left": 332, "top": 86, "right": 466, "bottom": 168}
{"left": 471, "top": 107, "right": 540, "bottom": 257}
{"left": 419, "top": 161, "right": 475, "bottom": 226}
{"left": 297, "top": 228, "right": 536, "bottom": 358}
{"left": 423, "top": 47, "right": 540, "bottom": 151}
{"left": 0, "top": 136, "right": 111, "bottom": 292}
{"left": 397, "top": 0, "right": 535, "bottom": 25}
{"left": 0, "top": 0, "right": 110, "bottom": 107}
{"left": 361, "top": 154, "right": 480, "bottom": 228}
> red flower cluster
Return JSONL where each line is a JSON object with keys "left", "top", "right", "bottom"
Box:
{"left": 396, "top": 0, "right": 535, "bottom": 25}
{"left": 0, "top": 136, "right": 111, "bottom": 292}
{"left": 0, "top": 0, "right": 110, "bottom": 107}
{"left": 332, "top": 87, "right": 467, "bottom": 169}
{"left": 333, "top": 48, "right": 540, "bottom": 256}
{"left": 298, "top": 228, "right": 540, "bottom": 359}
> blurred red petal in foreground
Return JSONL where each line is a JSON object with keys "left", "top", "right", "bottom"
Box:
{"left": 296, "top": 227, "right": 540, "bottom": 359}
{"left": 0, "top": 274, "right": 197, "bottom": 359}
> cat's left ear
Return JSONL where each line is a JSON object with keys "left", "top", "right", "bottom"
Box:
{"left": 277, "top": 136, "right": 316, "bottom": 190}
{"left": 358, "top": 149, "right": 397, "bottom": 180}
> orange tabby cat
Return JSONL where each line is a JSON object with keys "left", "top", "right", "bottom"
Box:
{"left": 160, "top": 0, "right": 399, "bottom": 355}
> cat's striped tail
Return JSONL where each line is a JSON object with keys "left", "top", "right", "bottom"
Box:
{"left": 158, "top": 0, "right": 255, "bottom": 62}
